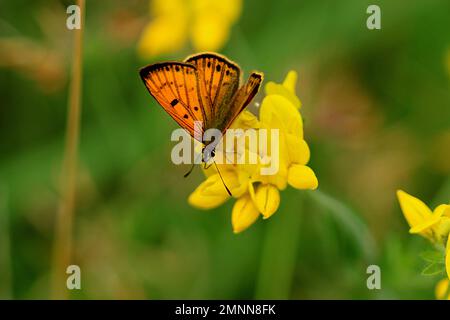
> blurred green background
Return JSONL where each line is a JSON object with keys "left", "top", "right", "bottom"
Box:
{"left": 1, "top": 0, "right": 449, "bottom": 299}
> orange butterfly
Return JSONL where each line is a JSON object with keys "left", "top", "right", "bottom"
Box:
{"left": 139, "top": 52, "right": 263, "bottom": 191}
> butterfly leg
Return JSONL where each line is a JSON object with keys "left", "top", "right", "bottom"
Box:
{"left": 184, "top": 149, "right": 204, "bottom": 177}
{"left": 203, "top": 161, "right": 213, "bottom": 170}
{"left": 184, "top": 163, "right": 196, "bottom": 178}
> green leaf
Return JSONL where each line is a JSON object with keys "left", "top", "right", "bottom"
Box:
{"left": 421, "top": 262, "right": 445, "bottom": 276}
{"left": 307, "top": 189, "right": 376, "bottom": 261}
{"left": 420, "top": 250, "right": 445, "bottom": 264}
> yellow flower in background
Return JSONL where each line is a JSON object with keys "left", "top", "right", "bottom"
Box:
{"left": 447, "top": 235, "right": 450, "bottom": 280}
{"left": 397, "top": 190, "right": 450, "bottom": 281}
{"left": 189, "top": 71, "right": 318, "bottom": 233}
{"left": 138, "top": 0, "right": 242, "bottom": 58}
{"left": 445, "top": 48, "right": 450, "bottom": 77}
{"left": 435, "top": 278, "right": 450, "bottom": 300}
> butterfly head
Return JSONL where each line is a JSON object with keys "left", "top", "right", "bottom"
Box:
{"left": 202, "top": 144, "right": 216, "bottom": 164}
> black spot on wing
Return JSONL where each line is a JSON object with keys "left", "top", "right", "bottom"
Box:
{"left": 170, "top": 99, "right": 179, "bottom": 107}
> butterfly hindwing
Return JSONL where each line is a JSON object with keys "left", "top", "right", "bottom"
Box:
{"left": 184, "top": 53, "right": 241, "bottom": 131}
{"left": 139, "top": 62, "right": 204, "bottom": 139}
{"left": 235, "top": 72, "right": 263, "bottom": 111}
{"left": 215, "top": 72, "right": 263, "bottom": 133}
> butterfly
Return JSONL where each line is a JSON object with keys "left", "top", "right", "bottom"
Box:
{"left": 139, "top": 52, "right": 263, "bottom": 192}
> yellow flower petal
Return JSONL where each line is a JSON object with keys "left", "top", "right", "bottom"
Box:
{"left": 232, "top": 194, "right": 260, "bottom": 233}
{"left": 236, "top": 153, "right": 261, "bottom": 178}
{"left": 259, "top": 95, "right": 303, "bottom": 138}
{"left": 435, "top": 278, "right": 450, "bottom": 300}
{"left": 254, "top": 184, "right": 280, "bottom": 219}
{"left": 188, "top": 189, "right": 228, "bottom": 209}
{"left": 190, "top": 13, "right": 230, "bottom": 52}
{"left": 188, "top": 174, "right": 230, "bottom": 209}
{"left": 282, "top": 70, "right": 298, "bottom": 93}
{"left": 286, "top": 134, "right": 310, "bottom": 165}
{"left": 433, "top": 205, "right": 450, "bottom": 240}
{"left": 396, "top": 190, "right": 434, "bottom": 231}
{"left": 206, "top": 168, "right": 248, "bottom": 196}
{"left": 265, "top": 71, "right": 301, "bottom": 109}
{"left": 231, "top": 110, "right": 260, "bottom": 129}
{"left": 446, "top": 235, "right": 450, "bottom": 280}
{"left": 192, "top": 0, "right": 242, "bottom": 23}
{"left": 138, "top": 16, "right": 187, "bottom": 58}
{"left": 287, "top": 164, "right": 318, "bottom": 190}
{"left": 409, "top": 216, "right": 442, "bottom": 234}
{"left": 434, "top": 204, "right": 450, "bottom": 218}
{"left": 444, "top": 205, "right": 450, "bottom": 217}
{"left": 256, "top": 167, "right": 288, "bottom": 190}
{"left": 249, "top": 127, "right": 289, "bottom": 189}
{"left": 228, "top": 172, "right": 249, "bottom": 198}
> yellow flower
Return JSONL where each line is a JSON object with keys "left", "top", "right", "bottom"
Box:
{"left": 397, "top": 190, "right": 450, "bottom": 281}
{"left": 446, "top": 48, "right": 450, "bottom": 77}
{"left": 435, "top": 278, "right": 450, "bottom": 300}
{"left": 396, "top": 190, "right": 450, "bottom": 243}
{"left": 138, "top": 0, "right": 242, "bottom": 58}
{"left": 189, "top": 71, "right": 318, "bottom": 233}
{"left": 446, "top": 237, "right": 450, "bottom": 280}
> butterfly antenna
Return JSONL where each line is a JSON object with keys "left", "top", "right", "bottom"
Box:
{"left": 213, "top": 160, "right": 232, "bottom": 196}
{"left": 184, "top": 163, "right": 195, "bottom": 178}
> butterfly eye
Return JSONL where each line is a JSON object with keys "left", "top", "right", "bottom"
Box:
{"left": 211, "top": 150, "right": 215, "bottom": 158}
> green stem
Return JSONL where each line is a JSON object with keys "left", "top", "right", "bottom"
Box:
{"left": 51, "top": 0, "right": 85, "bottom": 299}
{"left": 255, "top": 192, "right": 302, "bottom": 299}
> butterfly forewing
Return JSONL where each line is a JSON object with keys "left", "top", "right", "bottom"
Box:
{"left": 139, "top": 62, "right": 204, "bottom": 139}
{"left": 184, "top": 53, "right": 241, "bottom": 131}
